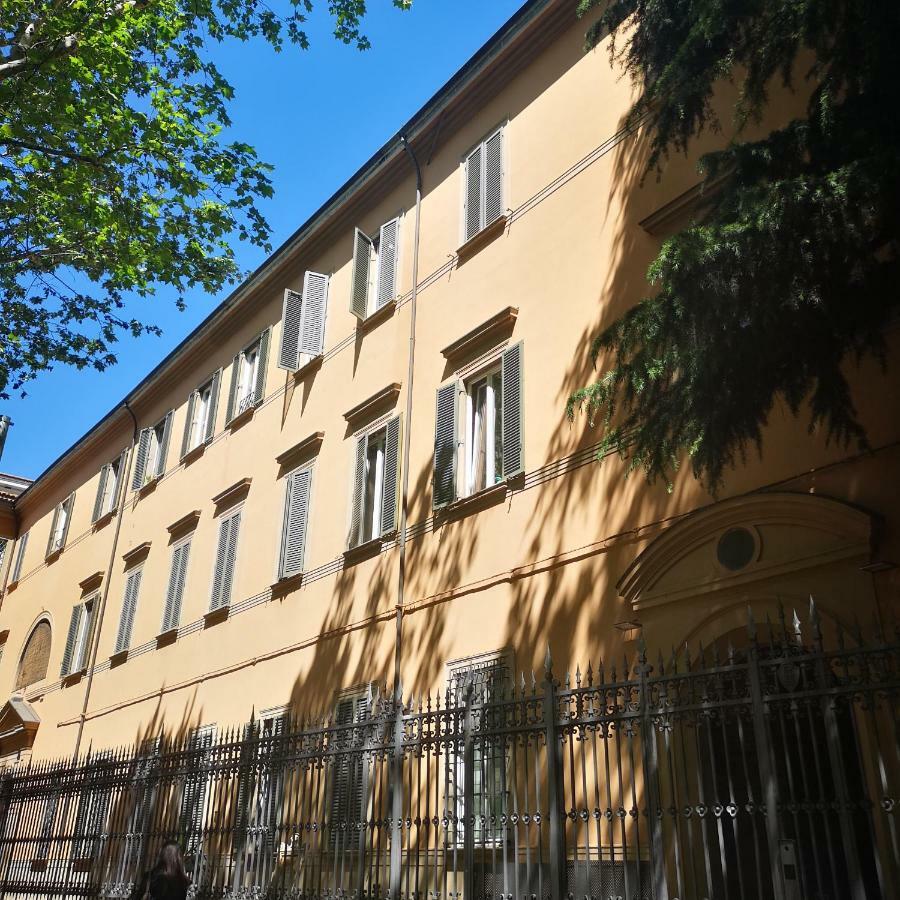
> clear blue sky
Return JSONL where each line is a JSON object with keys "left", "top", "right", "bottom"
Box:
{"left": 2, "top": 0, "right": 525, "bottom": 480}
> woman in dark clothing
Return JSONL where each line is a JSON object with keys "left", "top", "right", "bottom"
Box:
{"left": 133, "top": 842, "right": 192, "bottom": 900}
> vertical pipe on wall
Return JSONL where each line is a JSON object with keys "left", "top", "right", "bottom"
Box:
{"left": 72, "top": 401, "right": 139, "bottom": 760}
{"left": 394, "top": 135, "right": 422, "bottom": 702}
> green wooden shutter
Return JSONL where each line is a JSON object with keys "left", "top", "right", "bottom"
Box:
{"left": 205, "top": 370, "right": 221, "bottom": 442}
{"left": 348, "top": 434, "right": 367, "bottom": 548}
{"left": 92, "top": 464, "right": 110, "bottom": 523}
{"left": 433, "top": 382, "right": 458, "bottom": 509}
{"left": 132, "top": 428, "right": 151, "bottom": 489}
{"left": 299, "top": 272, "right": 329, "bottom": 357}
{"left": 210, "top": 510, "right": 241, "bottom": 610}
{"left": 380, "top": 415, "right": 401, "bottom": 536}
{"left": 181, "top": 391, "right": 197, "bottom": 459}
{"left": 350, "top": 229, "right": 373, "bottom": 320}
{"left": 464, "top": 144, "right": 483, "bottom": 241}
{"left": 279, "top": 469, "right": 311, "bottom": 579}
{"left": 10, "top": 531, "right": 28, "bottom": 582}
{"left": 278, "top": 289, "right": 303, "bottom": 371}
{"left": 61, "top": 605, "right": 82, "bottom": 676}
{"left": 253, "top": 329, "right": 270, "bottom": 407}
{"left": 155, "top": 411, "right": 173, "bottom": 477}
{"left": 225, "top": 353, "right": 241, "bottom": 424}
{"left": 376, "top": 218, "right": 400, "bottom": 309}
{"left": 115, "top": 569, "right": 142, "bottom": 653}
{"left": 162, "top": 542, "right": 190, "bottom": 632}
{"left": 484, "top": 128, "right": 504, "bottom": 227}
{"left": 501, "top": 342, "right": 524, "bottom": 478}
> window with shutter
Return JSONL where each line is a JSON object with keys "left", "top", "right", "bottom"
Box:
{"left": 299, "top": 271, "right": 329, "bottom": 358}
{"left": 61, "top": 597, "right": 97, "bottom": 676}
{"left": 210, "top": 508, "right": 241, "bottom": 610}
{"left": 347, "top": 416, "right": 400, "bottom": 548}
{"left": 500, "top": 342, "right": 524, "bottom": 478}
{"left": 115, "top": 569, "right": 143, "bottom": 653}
{"left": 73, "top": 751, "right": 114, "bottom": 859}
{"left": 182, "top": 373, "right": 220, "bottom": 457}
{"left": 180, "top": 725, "right": 214, "bottom": 857}
{"left": 329, "top": 691, "right": 369, "bottom": 850}
{"left": 162, "top": 540, "right": 191, "bottom": 632}
{"left": 229, "top": 330, "right": 269, "bottom": 418}
{"left": 46, "top": 492, "right": 74, "bottom": 556}
{"left": 131, "top": 427, "right": 152, "bottom": 489}
{"left": 10, "top": 530, "right": 28, "bottom": 583}
{"left": 350, "top": 218, "right": 400, "bottom": 320}
{"left": 433, "top": 382, "right": 458, "bottom": 509}
{"left": 93, "top": 451, "right": 125, "bottom": 521}
{"left": 279, "top": 468, "right": 312, "bottom": 580}
{"left": 278, "top": 288, "right": 304, "bottom": 371}
{"left": 380, "top": 416, "right": 400, "bottom": 536}
{"left": 463, "top": 125, "right": 505, "bottom": 243}
{"left": 133, "top": 412, "right": 172, "bottom": 488}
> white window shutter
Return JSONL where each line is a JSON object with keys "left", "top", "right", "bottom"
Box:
{"left": 380, "top": 415, "right": 401, "bottom": 536}
{"left": 180, "top": 391, "right": 197, "bottom": 459}
{"left": 79, "top": 600, "right": 98, "bottom": 671}
{"left": 350, "top": 230, "right": 373, "bottom": 320}
{"left": 132, "top": 428, "right": 151, "bottom": 490}
{"left": 92, "top": 465, "right": 110, "bottom": 523}
{"left": 156, "top": 411, "right": 173, "bottom": 478}
{"left": 254, "top": 329, "right": 270, "bottom": 405}
{"left": 376, "top": 218, "right": 400, "bottom": 309}
{"left": 210, "top": 511, "right": 241, "bottom": 610}
{"left": 501, "top": 341, "right": 524, "bottom": 478}
{"left": 205, "top": 370, "right": 221, "bottom": 442}
{"left": 61, "top": 605, "right": 83, "bottom": 676}
{"left": 348, "top": 434, "right": 367, "bottom": 549}
{"left": 433, "top": 382, "right": 458, "bottom": 509}
{"left": 115, "top": 570, "right": 142, "bottom": 653}
{"left": 46, "top": 505, "right": 61, "bottom": 557}
{"left": 225, "top": 353, "right": 241, "bottom": 424}
{"left": 10, "top": 531, "right": 28, "bottom": 582}
{"left": 464, "top": 144, "right": 483, "bottom": 242}
{"left": 299, "top": 272, "right": 329, "bottom": 357}
{"left": 278, "top": 289, "right": 304, "bottom": 371}
{"left": 280, "top": 469, "right": 311, "bottom": 579}
{"left": 59, "top": 493, "right": 74, "bottom": 548}
{"left": 484, "top": 128, "right": 504, "bottom": 227}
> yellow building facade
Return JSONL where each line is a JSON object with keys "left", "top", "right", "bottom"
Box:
{"left": 0, "top": 0, "right": 896, "bottom": 772}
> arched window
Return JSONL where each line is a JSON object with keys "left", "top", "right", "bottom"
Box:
{"left": 16, "top": 620, "right": 51, "bottom": 690}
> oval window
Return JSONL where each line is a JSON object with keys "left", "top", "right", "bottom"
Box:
{"left": 716, "top": 527, "right": 756, "bottom": 571}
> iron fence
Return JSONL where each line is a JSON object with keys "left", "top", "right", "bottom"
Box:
{"left": 0, "top": 602, "right": 897, "bottom": 900}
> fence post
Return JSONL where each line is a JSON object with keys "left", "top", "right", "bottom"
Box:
{"left": 463, "top": 682, "right": 475, "bottom": 900}
{"left": 389, "top": 687, "right": 404, "bottom": 900}
{"left": 638, "top": 639, "right": 669, "bottom": 900}
{"left": 746, "top": 609, "right": 785, "bottom": 900}
{"left": 543, "top": 647, "right": 566, "bottom": 900}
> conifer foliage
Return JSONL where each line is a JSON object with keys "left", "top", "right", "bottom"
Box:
{"left": 569, "top": 0, "right": 900, "bottom": 489}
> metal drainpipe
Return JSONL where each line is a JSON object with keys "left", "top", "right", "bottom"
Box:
{"left": 394, "top": 135, "right": 422, "bottom": 702}
{"left": 72, "top": 401, "right": 139, "bottom": 759}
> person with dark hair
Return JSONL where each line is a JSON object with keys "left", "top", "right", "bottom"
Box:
{"left": 132, "top": 842, "right": 192, "bottom": 900}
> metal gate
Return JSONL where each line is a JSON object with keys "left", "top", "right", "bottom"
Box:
{"left": 0, "top": 602, "right": 896, "bottom": 899}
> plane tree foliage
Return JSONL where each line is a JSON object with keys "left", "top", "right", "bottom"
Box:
{"left": 569, "top": 0, "right": 900, "bottom": 489}
{"left": 0, "top": 0, "right": 408, "bottom": 397}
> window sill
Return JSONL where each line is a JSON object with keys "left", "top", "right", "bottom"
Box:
{"left": 137, "top": 476, "right": 160, "bottom": 498}
{"left": 61, "top": 669, "right": 87, "bottom": 686}
{"left": 203, "top": 605, "right": 229, "bottom": 628}
{"left": 92, "top": 509, "right": 116, "bottom": 531}
{"left": 294, "top": 353, "right": 323, "bottom": 380}
{"left": 156, "top": 627, "right": 178, "bottom": 647}
{"left": 456, "top": 214, "right": 508, "bottom": 263}
{"left": 436, "top": 482, "right": 509, "bottom": 522}
{"left": 343, "top": 537, "right": 383, "bottom": 565}
{"left": 358, "top": 299, "right": 397, "bottom": 334}
{"left": 109, "top": 649, "right": 129, "bottom": 667}
{"left": 228, "top": 405, "right": 256, "bottom": 432}
{"left": 180, "top": 442, "right": 206, "bottom": 466}
{"left": 5, "top": 579, "right": 18, "bottom": 593}
{"left": 271, "top": 571, "right": 304, "bottom": 597}
{"left": 45, "top": 547, "right": 62, "bottom": 564}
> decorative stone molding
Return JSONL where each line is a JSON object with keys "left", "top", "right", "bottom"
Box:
{"left": 441, "top": 306, "right": 518, "bottom": 364}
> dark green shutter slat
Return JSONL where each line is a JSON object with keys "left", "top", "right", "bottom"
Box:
{"left": 61, "top": 605, "right": 82, "bottom": 676}
{"left": 350, "top": 229, "right": 372, "bottom": 320}
{"left": 380, "top": 416, "right": 401, "bottom": 536}
{"left": 132, "top": 428, "right": 151, "bottom": 489}
{"left": 115, "top": 570, "right": 142, "bottom": 653}
{"left": 348, "top": 435, "right": 367, "bottom": 548}
{"left": 433, "top": 383, "right": 457, "bottom": 509}
{"left": 501, "top": 342, "right": 524, "bottom": 478}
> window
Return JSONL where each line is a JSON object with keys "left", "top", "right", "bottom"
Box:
{"left": 61, "top": 596, "right": 98, "bottom": 676}
{"left": 210, "top": 507, "right": 241, "bottom": 610}
{"left": 278, "top": 467, "right": 312, "bottom": 580}
{"left": 463, "top": 125, "right": 504, "bottom": 243}
{"left": 433, "top": 342, "right": 524, "bottom": 509}
{"left": 131, "top": 411, "right": 174, "bottom": 489}
{"left": 9, "top": 531, "right": 28, "bottom": 583}
{"left": 72, "top": 750, "right": 113, "bottom": 859}
{"left": 46, "top": 492, "right": 75, "bottom": 556}
{"left": 329, "top": 690, "right": 369, "bottom": 850}
{"left": 447, "top": 652, "right": 511, "bottom": 846}
{"left": 161, "top": 539, "right": 191, "bottom": 633}
{"left": 348, "top": 416, "right": 400, "bottom": 549}
{"left": 350, "top": 218, "right": 400, "bottom": 320}
{"left": 181, "top": 371, "right": 221, "bottom": 457}
{"left": 15, "top": 620, "right": 51, "bottom": 690}
{"left": 114, "top": 568, "right": 143, "bottom": 653}
{"left": 226, "top": 329, "right": 270, "bottom": 422}
{"left": 180, "top": 725, "right": 215, "bottom": 858}
{"left": 277, "top": 272, "right": 330, "bottom": 371}
{"left": 92, "top": 451, "right": 126, "bottom": 522}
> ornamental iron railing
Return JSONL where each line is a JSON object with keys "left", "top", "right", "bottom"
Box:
{"left": 0, "top": 601, "right": 896, "bottom": 899}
